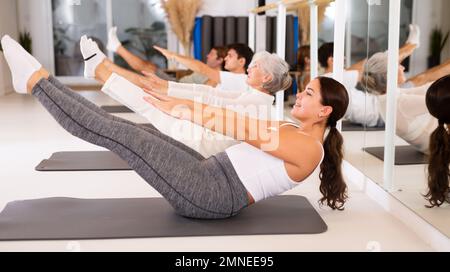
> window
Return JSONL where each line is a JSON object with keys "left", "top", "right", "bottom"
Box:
{"left": 51, "top": 0, "right": 167, "bottom": 77}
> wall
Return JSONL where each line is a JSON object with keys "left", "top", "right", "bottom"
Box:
{"left": 198, "top": 0, "right": 257, "bottom": 17}
{"left": 411, "top": 0, "right": 443, "bottom": 76}
{"left": 0, "top": 0, "right": 19, "bottom": 96}
{"left": 17, "top": 0, "right": 54, "bottom": 74}
{"left": 441, "top": 0, "right": 450, "bottom": 61}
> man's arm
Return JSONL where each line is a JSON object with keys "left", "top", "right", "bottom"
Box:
{"left": 154, "top": 46, "right": 221, "bottom": 84}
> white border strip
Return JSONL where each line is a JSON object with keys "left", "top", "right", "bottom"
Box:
{"left": 383, "top": 0, "right": 401, "bottom": 191}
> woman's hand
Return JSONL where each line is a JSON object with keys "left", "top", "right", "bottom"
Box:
{"left": 154, "top": 46, "right": 177, "bottom": 61}
{"left": 140, "top": 71, "right": 169, "bottom": 95}
{"left": 143, "top": 90, "right": 194, "bottom": 120}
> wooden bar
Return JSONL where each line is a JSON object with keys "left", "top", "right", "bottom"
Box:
{"left": 250, "top": 2, "right": 279, "bottom": 14}
{"left": 250, "top": 0, "right": 334, "bottom": 14}
{"left": 287, "top": 0, "right": 334, "bottom": 11}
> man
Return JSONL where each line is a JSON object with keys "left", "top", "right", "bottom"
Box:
{"left": 154, "top": 43, "right": 254, "bottom": 91}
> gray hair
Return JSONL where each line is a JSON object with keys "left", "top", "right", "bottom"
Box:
{"left": 249, "top": 51, "right": 292, "bottom": 95}
{"left": 361, "top": 52, "right": 388, "bottom": 95}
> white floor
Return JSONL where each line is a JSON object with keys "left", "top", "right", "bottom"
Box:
{"left": 0, "top": 91, "right": 436, "bottom": 252}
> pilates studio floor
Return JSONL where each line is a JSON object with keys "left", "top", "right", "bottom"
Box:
{"left": 342, "top": 129, "right": 450, "bottom": 239}
{"left": 0, "top": 90, "right": 435, "bottom": 252}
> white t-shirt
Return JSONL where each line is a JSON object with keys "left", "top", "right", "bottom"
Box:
{"left": 216, "top": 71, "right": 249, "bottom": 92}
{"left": 168, "top": 81, "right": 275, "bottom": 120}
{"left": 323, "top": 70, "right": 359, "bottom": 93}
{"left": 346, "top": 88, "right": 382, "bottom": 127}
{"left": 324, "top": 70, "right": 382, "bottom": 127}
{"left": 378, "top": 82, "right": 437, "bottom": 153}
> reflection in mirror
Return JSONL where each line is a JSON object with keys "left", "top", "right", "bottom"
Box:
{"left": 111, "top": 0, "right": 167, "bottom": 71}
{"left": 337, "top": 0, "right": 371, "bottom": 183}
{"left": 52, "top": 0, "right": 108, "bottom": 76}
{"left": 362, "top": 0, "right": 450, "bottom": 238}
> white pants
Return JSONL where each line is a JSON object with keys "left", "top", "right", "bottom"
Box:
{"left": 101, "top": 73, "right": 239, "bottom": 158}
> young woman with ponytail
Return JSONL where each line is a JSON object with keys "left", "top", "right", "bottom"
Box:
{"left": 424, "top": 75, "right": 450, "bottom": 208}
{"left": 143, "top": 75, "right": 349, "bottom": 212}
{"left": 2, "top": 35, "right": 350, "bottom": 218}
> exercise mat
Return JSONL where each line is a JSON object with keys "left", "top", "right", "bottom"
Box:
{"left": 363, "top": 146, "right": 428, "bottom": 165}
{"left": 0, "top": 195, "right": 327, "bottom": 240}
{"left": 35, "top": 151, "right": 131, "bottom": 171}
{"left": 100, "top": 105, "right": 133, "bottom": 113}
{"left": 342, "top": 121, "right": 385, "bottom": 132}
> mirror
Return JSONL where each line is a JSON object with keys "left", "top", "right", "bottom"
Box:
{"left": 52, "top": 0, "right": 108, "bottom": 76}
{"left": 361, "top": 0, "right": 450, "bottom": 238}
{"left": 111, "top": 0, "right": 168, "bottom": 70}
{"left": 51, "top": 0, "right": 168, "bottom": 77}
{"left": 340, "top": 0, "right": 371, "bottom": 184}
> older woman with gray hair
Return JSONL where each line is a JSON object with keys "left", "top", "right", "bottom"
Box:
{"left": 362, "top": 51, "right": 450, "bottom": 153}
{"left": 80, "top": 36, "right": 292, "bottom": 157}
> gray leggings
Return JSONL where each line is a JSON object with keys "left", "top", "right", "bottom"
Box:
{"left": 33, "top": 77, "right": 250, "bottom": 219}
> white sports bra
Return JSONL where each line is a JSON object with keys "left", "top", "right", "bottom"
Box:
{"left": 225, "top": 123, "right": 325, "bottom": 202}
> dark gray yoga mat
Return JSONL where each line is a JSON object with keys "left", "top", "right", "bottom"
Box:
{"left": 0, "top": 196, "right": 327, "bottom": 241}
{"left": 100, "top": 105, "right": 133, "bottom": 113}
{"left": 342, "top": 121, "right": 385, "bottom": 132}
{"left": 363, "top": 146, "right": 428, "bottom": 165}
{"left": 35, "top": 151, "right": 131, "bottom": 171}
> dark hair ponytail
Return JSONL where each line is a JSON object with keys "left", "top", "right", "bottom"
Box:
{"left": 320, "top": 126, "right": 347, "bottom": 210}
{"left": 424, "top": 122, "right": 450, "bottom": 207}
{"left": 425, "top": 75, "right": 450, "bottom": 208}
{"left": 317, "top": 77, "right": 349, "bottom": 210}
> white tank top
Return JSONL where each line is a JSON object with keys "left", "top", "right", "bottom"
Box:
{"left": 225, "top": 123, "right": 325, "bottom": 202}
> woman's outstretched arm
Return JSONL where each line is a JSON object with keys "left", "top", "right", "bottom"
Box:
{"left": 144, "top": 91, "right": 322, "bottom": 180}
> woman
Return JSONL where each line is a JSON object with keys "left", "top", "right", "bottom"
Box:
{"left": 106, "top": 26, "right": 227, "bottom": 85}
{"left": 361, "top": 51, "right": 450, "bottom": 153}
{"left": 1, "top": 35, "right": 349, "bottom": 218}
{"left": 424, "top": 75, "right": 450, "bottom": 208}
{"left": 319, "top": 25, "right": 420, "bottom": 127}
{"left": 81, "top": 36, "right": 290, "bottom": 157}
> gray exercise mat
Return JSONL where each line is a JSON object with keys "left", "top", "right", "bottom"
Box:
{"left": 0, "top": 196, "right": 327, "bottom": 241}
{"left": 35, "top": 151, "right": 131, "bottom": 171}
{"left": 342, "top": 121, "right": 385, "bottom": 132}
{"left": 100, "top": 105, "right": 133, "bottom": 113}
{"left": 363, "top": 146, "right": 428, "bottom": 165}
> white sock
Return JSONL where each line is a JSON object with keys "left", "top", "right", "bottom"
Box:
{"left": 1, "top": 35, "right": 41, "bottom": 94}
{"left": 406, "top": 24, "right": 420, "bottom": 48}
{"left": 107, "top": 26, "right": 122, "bottom": 53}
{"left": 80, "top": 35, "right": 106, "bottom": 78}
